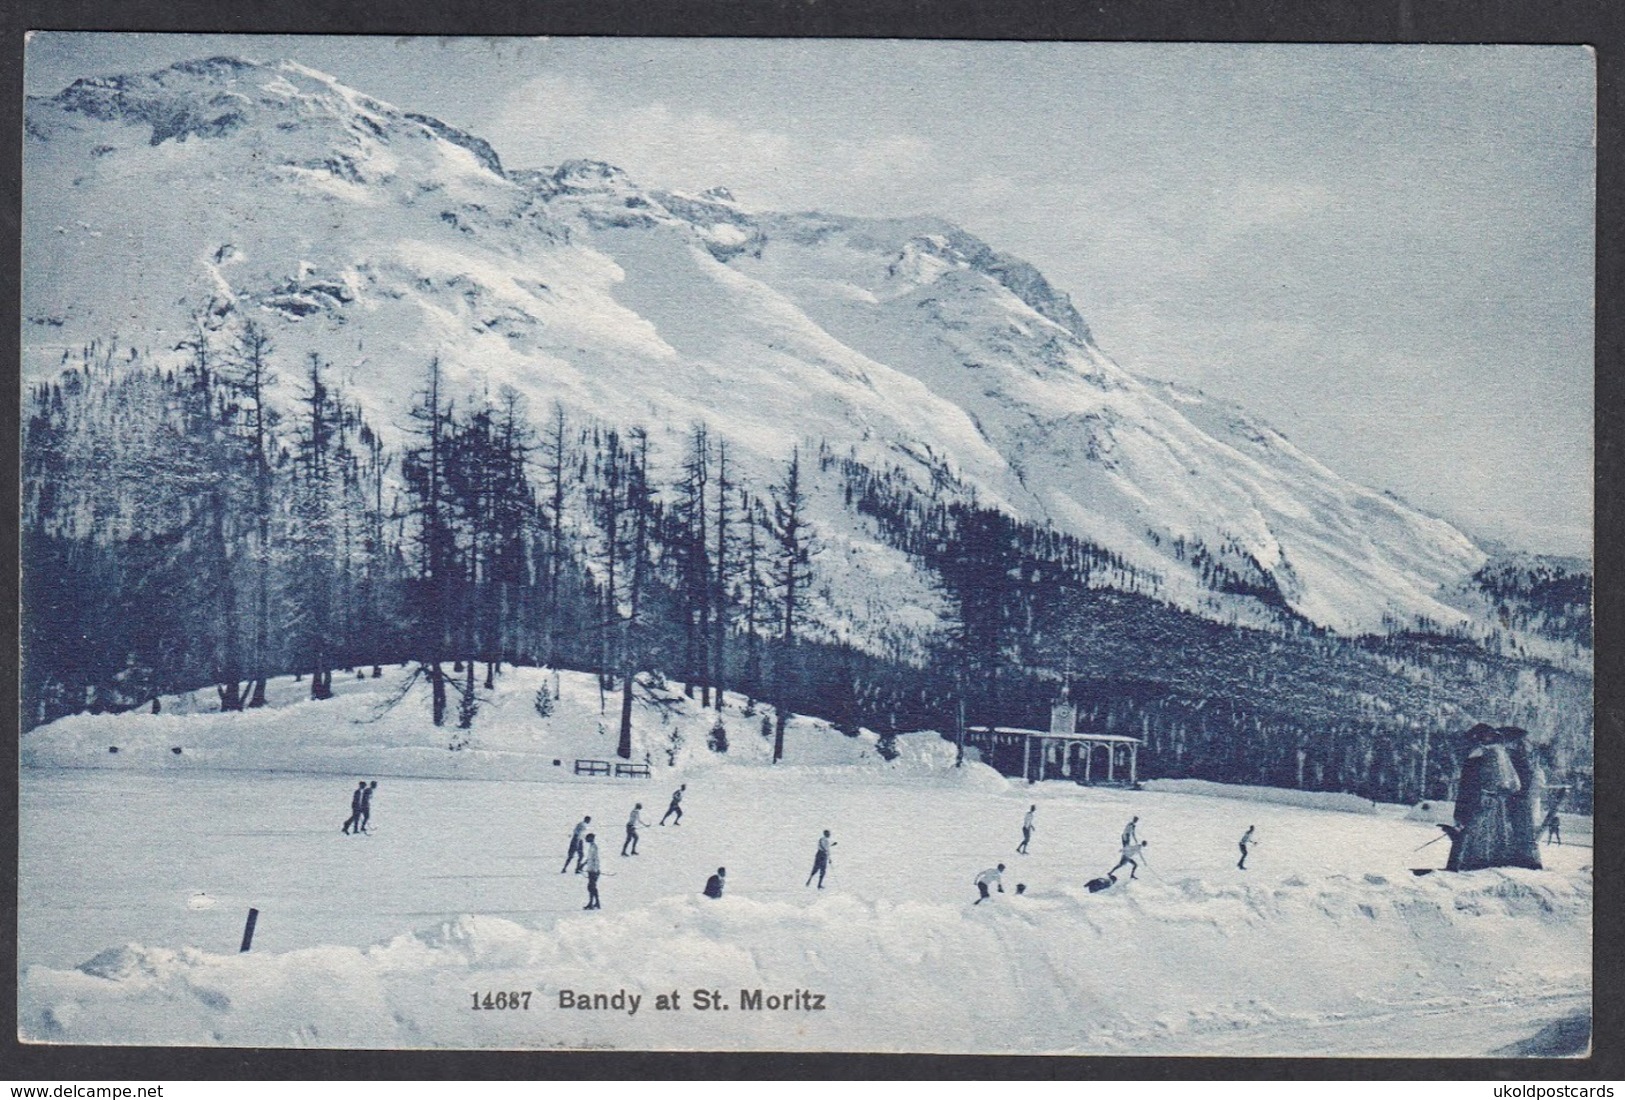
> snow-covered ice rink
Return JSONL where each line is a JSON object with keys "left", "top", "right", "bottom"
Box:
{"left": 19, "top": 671, "right": 1592, "bottom": 1055}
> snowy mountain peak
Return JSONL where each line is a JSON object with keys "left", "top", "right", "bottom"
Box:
{"left": 544, "top": 158, "right": 637, "bottom": 190}
{"left": 401, "top": 112, "right": 505, "bottom": 179}
{"left": 39, "top": 55, "right": 271, "bottom": 145}
{"left": 748, "top": 213, "right": 1094, "bottom": 345}
{"left": 29, "top": 55, "right": 508, "bottom": 187}
{"left": 888, "top": 233, "right": 968, "bottom": 288}
{"left": 513, "top": 160, "right": 694, "bottom": 232}
{"left": 40, "top": 56, "right": 333, "bottom": 136}
{"left": 24, "top": 55, "right": 1495, "bottom": 638}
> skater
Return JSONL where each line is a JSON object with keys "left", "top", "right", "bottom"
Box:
{"left": 1017, "top": 805, "right": 1036, "bottom": 854}
{"left": 1121, "top": 816, "right": 1139, "bottom": 848}
{"left": 340, "top": 781, "right": 366, "bottom": 834}
{"left": 582, "top": 833, "right": 602, "bottom": 910}
{"left": 806, "top": 829, "right": 836, "bottom": 888}
{"left": 1542, "top": 807, "right": 1563, "bottom": 845}
{"left": 622, "top": 802, "right": 651, "bottom": 856}
{"left": 1086, "top": 871, "right": 1117, "bottom": 893}
{"left": 973, "top": 864, "right": 1005, "bottom": 904}
{"left": 703, "top": 866, "right": 726, "bottom": 899}
{"left": 562, "top": 815, "right": 593, "bottom": 873}
{"left": 1110, "top": 838, "right": 1148, "bottom": 880}
{"left": 358, "top": 780, "right": 377, "bottom": 833}
{"left": 1238, "top": 825, "right": 1256, "bottom": 870}
{"left": 660, "top": 784, "right": 687, "bottom": 826}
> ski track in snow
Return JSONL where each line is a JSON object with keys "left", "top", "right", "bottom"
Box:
{"left": 19, "top": 670, "right": 1593, "bottom": 1054}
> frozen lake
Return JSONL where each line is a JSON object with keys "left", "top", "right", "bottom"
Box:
{"left": 19, "top": 763, "right": 1592, "bottom": 1054}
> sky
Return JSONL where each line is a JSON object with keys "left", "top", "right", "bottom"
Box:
{"left": 24, "top": 35, "right": 1596, "bottom": 556}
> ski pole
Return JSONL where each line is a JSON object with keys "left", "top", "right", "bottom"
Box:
{"left": 1413, "top": 830, "right": 1450, "bottom": 853}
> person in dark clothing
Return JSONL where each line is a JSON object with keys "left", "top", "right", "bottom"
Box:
{"left": 341, "top": 781, "right": 366, "bottom": 834}
{"left": 1017, "top": 805, "right": 1036, "bottom": 854}
{"left": 1542, "top": 808, "right": 1563, "bottom": 845}
{"left": 660, "top": 784, "right": 687, "bottom": 825}
{"left": 582, "top": 834, "right": 602, "bottom": 910}
{"left": 562, "top": 815, "right": 593, "bottom": 873}
{"left": 623, "top": 803, "right": 651, "bottom": 856}
{"left": 703, "top": 867, "right": 726, "bottom": 899}
{"left": 358, "top": 780, "right": 377, "bottom": 832}
{"left": 807, "top": 830, "right": 835, "bottom": 888}
{"left": 1237, "top": 825, "right": 1256, "bottom": 870}
{"left": 1086, "top": 872, "right": 1117, "bottom": 893}
{"left": 974, "top": 864, "right": 1005, "bottom": 903}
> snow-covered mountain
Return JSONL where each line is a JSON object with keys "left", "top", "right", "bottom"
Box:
{"left": 24, "top": 56, "right": 1489, "bottom": 637}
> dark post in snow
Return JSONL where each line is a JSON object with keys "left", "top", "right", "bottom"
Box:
{"left": 240, "top": 907, "right": 259, "bottom": 953}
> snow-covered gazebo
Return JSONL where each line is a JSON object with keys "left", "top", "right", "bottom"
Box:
{"left": 966, "top": 694, "right": 1143, "bottom": 785}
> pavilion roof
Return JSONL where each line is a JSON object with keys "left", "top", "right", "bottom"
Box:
{"left": 972, "top": 726, "right": 1143, "bottom": 744}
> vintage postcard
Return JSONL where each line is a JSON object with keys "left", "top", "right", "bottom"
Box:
{"left": 17, "top": 35, "right": 1594, "bottom": 1056}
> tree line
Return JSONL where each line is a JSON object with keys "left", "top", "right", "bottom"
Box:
{"left": 22, "top": 327, "right": 1593, "bottom": 803}
{"left": 22, "top": 328, "right": 820, "bottom": 760}
{"left": 835, "top": 454, "right": 1594, "bottom": 807}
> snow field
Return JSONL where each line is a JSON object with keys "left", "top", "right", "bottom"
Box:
{"left": 20, "top": 670, "right": 1592, "bottom": 1054}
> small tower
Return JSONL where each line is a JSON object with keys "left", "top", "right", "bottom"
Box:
{"left": 1050, "top": 683, "right": 1077, "bottom": 738}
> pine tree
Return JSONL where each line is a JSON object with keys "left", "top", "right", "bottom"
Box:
{"left": 356, "top": 421, "right": 393, "bottom": 678}
{"left": 592, "top": 428, "right": 627, "bottom": 703}
{"left": 616, "top": 428, "right": 653, "bottom": 760}
{"left": 402, "top": 357, "right": 456, "bottom": 725}
{"left": 767, "top": 447, "right": 814, "bottom": 763}
{"left": 674, "top": 423, "right": 711, "bottom": 703}
{"left": 740, "top": 489, "right": 767, "bottom": 712}
{"left": 712, "top": 437, "right": 732, "bottom": 710}
{"left": 488, "top": 388, "right": 534, "bottom": 685}
{"left": 223, "top": 319, "right": 279, "bottom": 707}
{"left": 289, "top": 352, "right": 342, "bottom": 701}
{"left": 445, "top": 402, "right": 494, "bottom": 709}
{"left": 539, "top": 400, "right": 573, "bottom": 692}
{"left": 174, "top": 311, "right": 256, "bottom": 712}
{"left": 939, "top": 506, "right": 1015, "bottom": 726}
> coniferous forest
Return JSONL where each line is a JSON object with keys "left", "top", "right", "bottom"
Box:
{"left": 22, "top": 332, "right": 1594, "bottom": 808}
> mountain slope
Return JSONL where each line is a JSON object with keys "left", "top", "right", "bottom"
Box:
{"left": 24, "top": 56, "right": 1488, "bottom": 638}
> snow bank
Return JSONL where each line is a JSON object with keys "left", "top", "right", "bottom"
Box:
{"left": 1141, "top": 778, "right": 1378, "bottom": 815}
{"left": 20, "top": 866, "right": 1590, "bottom": 1053}
{"left": 21, "top": 666, "right": 994, "bottom": 787}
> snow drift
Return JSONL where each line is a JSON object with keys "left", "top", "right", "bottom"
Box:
{"left": 1141, "top": 778, "right": 1379, "bottom": 815}
{"left": 19, "top": 667, "right": 980, "bottom": 784}
{"left": 20, "top": 867, "right": 1590, "bottom": 1054}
